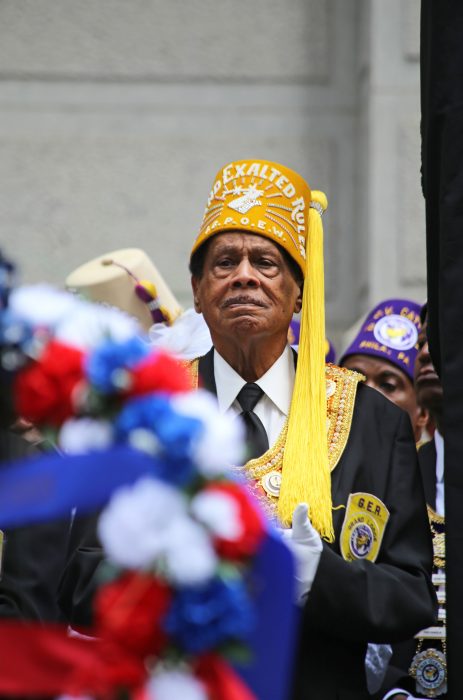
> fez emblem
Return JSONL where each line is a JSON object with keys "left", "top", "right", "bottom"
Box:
{"left": 373, "top": 314, "right": 418, "bottom": 351}
{"left": 228, "top": 184, "right": 264, "bottom": 214}
{"left": 340, "top": 493, "right": 390, "bottom": 563}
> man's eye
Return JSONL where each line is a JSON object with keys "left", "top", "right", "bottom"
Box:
{"left": 258, "top": 258, "right": 275, "bottom": 267}
{"left": 380, "top": 381, "right": 397, "bottom": 394}
{"left": 217, "top": 259, "right": 233, "bottom": 267}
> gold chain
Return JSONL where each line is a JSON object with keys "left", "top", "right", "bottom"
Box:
{"left": 427, "top": 505, "right": 445, "bottom": 569}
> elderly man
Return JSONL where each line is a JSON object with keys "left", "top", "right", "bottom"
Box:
{"left": 187, "top": 159, "right": 436, "bottom": 700}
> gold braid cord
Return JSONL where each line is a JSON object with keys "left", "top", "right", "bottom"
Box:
{"left": 427, "top": 504, "right": 445, "bottom": 569}
{"left": 182, "top": 359, "right": 363, "bottom": 522}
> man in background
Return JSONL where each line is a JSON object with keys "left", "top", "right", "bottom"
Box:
{"left": 377, "top": 303, "right": 446, "bottom": 699}
{"left": 340, "top": 298, "right": 429, "bottom": 443}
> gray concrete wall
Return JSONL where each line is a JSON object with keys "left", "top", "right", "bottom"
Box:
{"left": 0, "top": 0, "right": 425, "bottom": 351}
{"left": 357, "top": 0, "right": 425, "bottom": 307}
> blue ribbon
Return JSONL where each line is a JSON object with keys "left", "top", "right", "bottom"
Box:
{"left": 234, "top": 530, "right": 299, "bottom": 700}
{"left": 0, "top": 446, "right": 156, "bottom": 528}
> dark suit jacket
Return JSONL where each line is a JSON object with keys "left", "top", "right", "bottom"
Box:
{"left": 375, "top": 438, "right": 442, "bottom": 699}
{"left": 198, "top": 350, "right": 436, "bottom": 700}
{"left": 0, "top": 430, "right": 70, "bottom": 622}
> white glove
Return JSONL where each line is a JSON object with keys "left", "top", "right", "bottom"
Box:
{"left": 280, "top": 503, "right": 323, "bottom": 603}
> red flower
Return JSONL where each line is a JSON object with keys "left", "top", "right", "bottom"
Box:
{"left": 195, "top": 653, "right": 257, "bottom": 700}
{"left": 14, "top": 340, "right": 85, "bottom": 427}
{"left": 206, "top": 482, "right": 265, "bottom": 560}
{"left": 94, "top": 571, "right": 172, "bottom": 658}
{"left": 127, "top": 351, "right": 192, "bottom": 397}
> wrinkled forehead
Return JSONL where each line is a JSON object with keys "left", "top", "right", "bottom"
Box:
{"left": 208, "top": 231, "right": 283, "bottom": 255}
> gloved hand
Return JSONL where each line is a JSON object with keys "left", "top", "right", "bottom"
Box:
{"left": 280, "top": 503, "right": 323, "bottom": 603}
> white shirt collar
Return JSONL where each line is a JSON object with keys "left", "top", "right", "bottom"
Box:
{"left": 434, "top": 429, "right": 444, "bottom": 483}
{"left": 213, "top": 345, "right": 295, "bottom": 415}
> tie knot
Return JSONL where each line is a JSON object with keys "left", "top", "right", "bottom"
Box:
{"left": 237, "top": 383, "right": 264, "bottom": 413}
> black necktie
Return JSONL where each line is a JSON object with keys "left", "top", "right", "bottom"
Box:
{"left": 236, "top": 383, "right": 269, "bottom": 460}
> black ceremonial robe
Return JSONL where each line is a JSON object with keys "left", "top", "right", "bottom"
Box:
{"left": 374, "top": 439, "right": 444, "bottom": 699}
{"left": 197, "top": 350, "right": 436, "bottom": 700}
{"left": 421, "top": 1, "right": 463, "bottom": 691}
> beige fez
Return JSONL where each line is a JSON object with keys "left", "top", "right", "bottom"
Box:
{"left": 65, "top": 248, "right": 183, "bottom": 331}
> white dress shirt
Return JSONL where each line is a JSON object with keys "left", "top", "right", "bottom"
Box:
{"left": 434, "top": 429, "right": 445, "bottom": 516}
{"left": 213, "top": 345, "right": 295, "bottom": 446}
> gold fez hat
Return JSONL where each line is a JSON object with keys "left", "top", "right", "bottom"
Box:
{"left": 191, "top": 160, "right": 334, "bottom": 540}
{"left": 66, "top": 248, "right": 183, "bottom": 332}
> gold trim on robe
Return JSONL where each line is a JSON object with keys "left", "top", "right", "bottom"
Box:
{"left": 182, "top": 358, "right": 364, "bottom": 521}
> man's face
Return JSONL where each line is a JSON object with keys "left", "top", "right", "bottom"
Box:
{"left": 342, "top": 354, "right": 421, "bottom": 435}
{"left": 414, "top": 320, "right": 443, "bottom": 414}
{"left": 191, "top": 233, "right": 303, "bottom": 347}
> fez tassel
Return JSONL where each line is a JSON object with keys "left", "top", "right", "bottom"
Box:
{"left": 0, "top": 622, "right": 256, "bottom": 699}
{"left": 279, "top": 191, "right": 334, "bottom": 540}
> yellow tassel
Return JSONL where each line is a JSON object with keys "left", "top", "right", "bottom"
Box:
{"left": 278, "top": 190, "right": 334, "bottom": 541}
{"left": 138, "top": 280, "right": 158, "bottom": 299}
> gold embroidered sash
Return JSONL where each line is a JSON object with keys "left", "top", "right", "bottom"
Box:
{"left": 182, "top": 359, "right": 363, "bottom": 520}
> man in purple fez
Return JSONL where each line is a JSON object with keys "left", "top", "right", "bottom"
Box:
{"left": 340, "top": 299, "right": 429, "bottom": 443}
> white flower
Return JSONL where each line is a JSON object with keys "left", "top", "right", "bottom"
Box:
{"left": 191, "top": 490, "right": 243, "bottom": 540}
{"left": 55, "top": 301, "right": 142, "bottom": 351}
{"left": 149, "top": 309, "right": 212, "bottom": 360}
{"left": 172, "top": 390, "right": 245, "bottom": 476}
{"left": 127, "top": 428, "right": 161, "bottom": 456}
{"left": 146, "top": 668, "right": 207, "bottom": 700}
{"left": 98, "top": 477, "right": 187, "bottom": 569}
{"left": 9, "top": 285, "right": 79, "bottom": 329}
{"left": 164, "top": 516, "right": 217, "bottom": 585}
{"left": 8, "top": 284, "right": 143, "bottom": 352}
{"left": 59, "top": 418, "right": 114, "bottom": 454}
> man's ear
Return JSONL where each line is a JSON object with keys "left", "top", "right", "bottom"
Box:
{"left": 294, "top": 283, "right": 303, "bottom": 314}
{"left": 191, "top": 275, "right": 201, "bottom": 312}
{"left": 416, "top": 406, "right": 430, "bottom": 430}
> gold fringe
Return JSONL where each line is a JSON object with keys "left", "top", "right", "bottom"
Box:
{"left": 278, "top": 191, "right": 334, "bottom": 541}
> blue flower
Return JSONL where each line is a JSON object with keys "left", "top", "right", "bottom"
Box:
{"left": 115, "top": 395, "right": 204, "bottom": 486}
{"left": 164, "top": 577, "right": 254, "bottom": 654}
{"left": 85, "top": 336, "right": 150, "bottom": 393}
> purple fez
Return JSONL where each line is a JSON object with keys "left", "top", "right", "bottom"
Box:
{"left": 339, "top": 298, "right": 422, "bottom": 382}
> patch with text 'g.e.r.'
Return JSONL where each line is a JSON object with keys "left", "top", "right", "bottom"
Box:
{"left": 340, "top": 493, "right": 390, "bottom": 562}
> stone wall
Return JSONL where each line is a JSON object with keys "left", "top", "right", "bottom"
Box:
{"left": 0, "top": 0, "right": 425, "bottom": 348}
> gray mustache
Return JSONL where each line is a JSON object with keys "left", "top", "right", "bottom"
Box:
{"left": 222, "top": 296, "right": 266, "bottom": 308}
